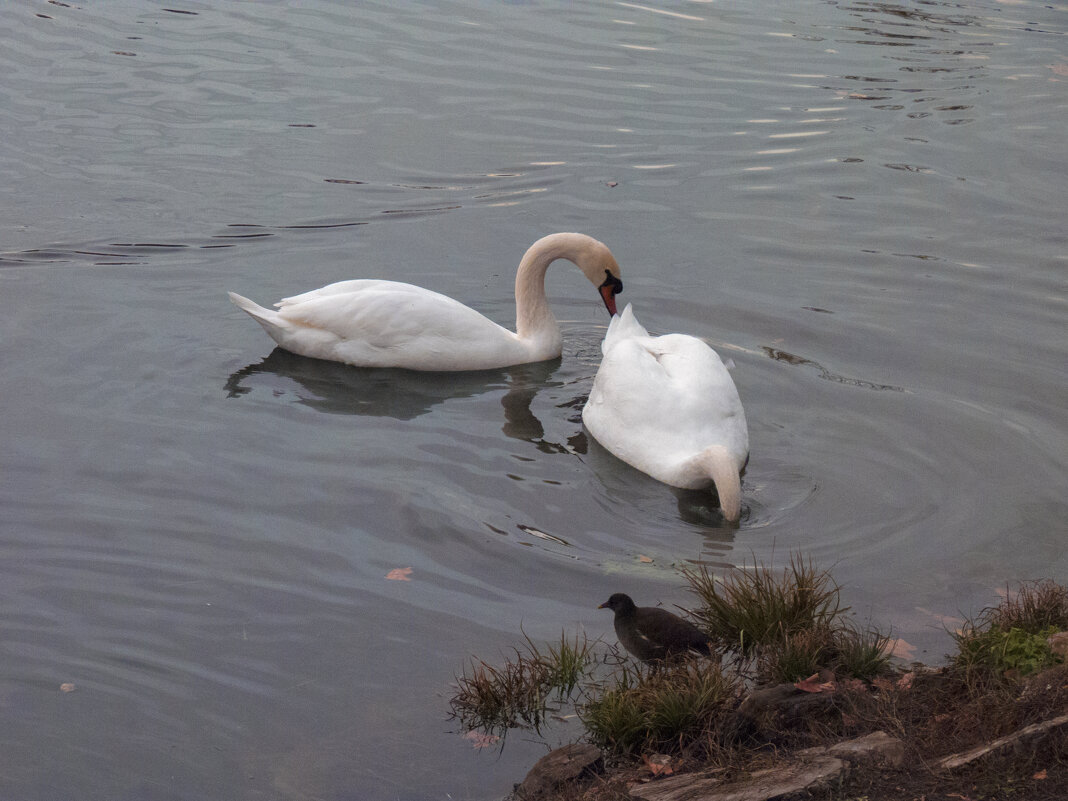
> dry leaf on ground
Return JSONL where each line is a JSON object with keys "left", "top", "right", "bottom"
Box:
{"left": 794, "top": 673, "right": 835, "bottom": 693}
{"left": 642, "top": 753, "right": 674, "bottom": 776}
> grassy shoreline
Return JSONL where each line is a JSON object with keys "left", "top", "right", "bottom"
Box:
{"left": 450, "top": 560, "right": 1068, "bottom": 800}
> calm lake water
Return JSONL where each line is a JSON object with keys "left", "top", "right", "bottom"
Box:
{"left": 2, "top": 1, "right": 1065, "bottom": 798}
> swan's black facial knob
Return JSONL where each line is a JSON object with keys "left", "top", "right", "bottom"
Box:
{"left": 601, "top": 270, "right": 623, "bottom": 296}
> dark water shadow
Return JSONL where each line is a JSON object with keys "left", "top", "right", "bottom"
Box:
{"left": 225, "top": 348, "right": 562, "bottom": 434}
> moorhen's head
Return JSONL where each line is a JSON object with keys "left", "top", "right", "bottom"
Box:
{"left": 598, "top": 593, "right": 638, "bottom": 615}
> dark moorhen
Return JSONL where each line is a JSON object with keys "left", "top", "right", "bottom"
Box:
{"left": 598, "top": 592, "right": 714, "bottom": 663}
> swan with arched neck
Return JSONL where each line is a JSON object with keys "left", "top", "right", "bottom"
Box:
{"left": 229, "top": 232, "right": 623, "bottom": 371}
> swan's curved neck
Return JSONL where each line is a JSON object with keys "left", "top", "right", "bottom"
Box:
{"left": 514, "top": 234, "right": 579, "bottom": 342}
{"left": 681, "top": 445, "right": 743, "bottom": 523}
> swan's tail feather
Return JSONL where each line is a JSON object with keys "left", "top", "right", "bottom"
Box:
{"left": 229, "top": 291, "right": 269, "bottom": 318}
{"left": 602, "top": 302, "right": 649, "bottom": 354}
{"left": 228, "top": 291, "right": 289, "bottom": 342}
{"left": 702, "top": 445, "right": 743, "bottom": 523}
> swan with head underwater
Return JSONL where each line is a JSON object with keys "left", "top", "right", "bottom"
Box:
{"left": 582, "top": 304, "right": 749, "bottom": 522}
{"left": 228, "top": 232, "right": 623, "bottom": 371}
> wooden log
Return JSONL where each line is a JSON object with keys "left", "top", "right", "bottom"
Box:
{"left": 935, "top": 710, "right": 1068, "bottom": 771}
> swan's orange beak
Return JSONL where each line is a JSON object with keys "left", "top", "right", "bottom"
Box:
{"left": 599, "top": 272, "right": 623, "bottom": 317}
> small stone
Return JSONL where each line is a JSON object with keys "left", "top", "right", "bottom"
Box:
{"left": 516, "top": 743, "right": 603, "bottom": 799}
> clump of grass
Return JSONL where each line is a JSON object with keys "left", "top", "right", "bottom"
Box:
{"left": 579, "top": 665, "right": 648, "bottom": 754}
{"left": 682, "top": 554, "right": 844, "bottom": 656}
{"left": 684, "top": 555, "right": 892, "bottom": 687}
{"left": 449, "top": 631, "right": 595, "bottom": 736}
{"left": 986, "top": 580, "right": 1068, "bottom": 633}
{"left": 543, "top": 631, "right": 592, "bottom": 696}
{"left": 581, "top": 660, "right": 741, "bottom": 755}
{"left": 450, "top": 650, "right": 549, "bottom": 735}
{"left": 953, "top": 580, "right": 1068, "bottom": 682}
{"left": 955, "top": 625, "right": 1061, "bottom": 678}
{"left": 831, "top": 622, "right": 893, "bottom": 681}
{"left": 760, "top": 627, "right": 832, "bottom": 684}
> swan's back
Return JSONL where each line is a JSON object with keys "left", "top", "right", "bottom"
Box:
{"left": 583, "top": 304, "right": 748, "bottom": 497}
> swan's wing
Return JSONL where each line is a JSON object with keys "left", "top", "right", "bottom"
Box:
{"left": 274, "top": 280, "right": 512, "bottom": 348}
{"left": 648, "top": 335, "right": 747, "bottom": 425}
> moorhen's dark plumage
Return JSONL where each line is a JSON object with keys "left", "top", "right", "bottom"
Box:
{"left": 598, "top": 593, "right": 714, "bottom": 663}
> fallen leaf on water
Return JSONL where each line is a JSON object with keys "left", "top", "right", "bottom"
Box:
{"left": 638, "top": 555, "right": 653, "bottom": 563}
{"left": 385, "top": 567, "right": 413, "bottom": 581}
{"left": 915, "top": 606, "right": 965, "bottom": 629}
{"left": 642, "top": 753, "right": 673, "bottom": 776}
{"left": 462, "top": 731, "right": 500, "bottom": 750}
{"left": 60, "top": 683, "right": 76, "bottom": 693}
{"left": 884, "top": 637, "right": 917, "bottom": 660}
{"left": 1033, "top": 769, "right": 1047, "bottom": 780}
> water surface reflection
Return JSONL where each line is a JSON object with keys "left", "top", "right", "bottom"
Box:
{"left": 225, "top": 349, "right": 570, "bottom": 442}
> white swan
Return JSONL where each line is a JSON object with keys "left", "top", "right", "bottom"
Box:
{"left": 582, "top": 304, "right": 749, "bottom": 522}
{"left": 228, "top": 232, "right": 623, "bottom": 371}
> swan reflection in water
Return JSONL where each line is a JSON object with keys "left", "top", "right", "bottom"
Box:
{"left": 224, "top": 348, "right": 574, "bottom": 450}
{"left": 224, "top": 348, "right": 735, "bottom": 530}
